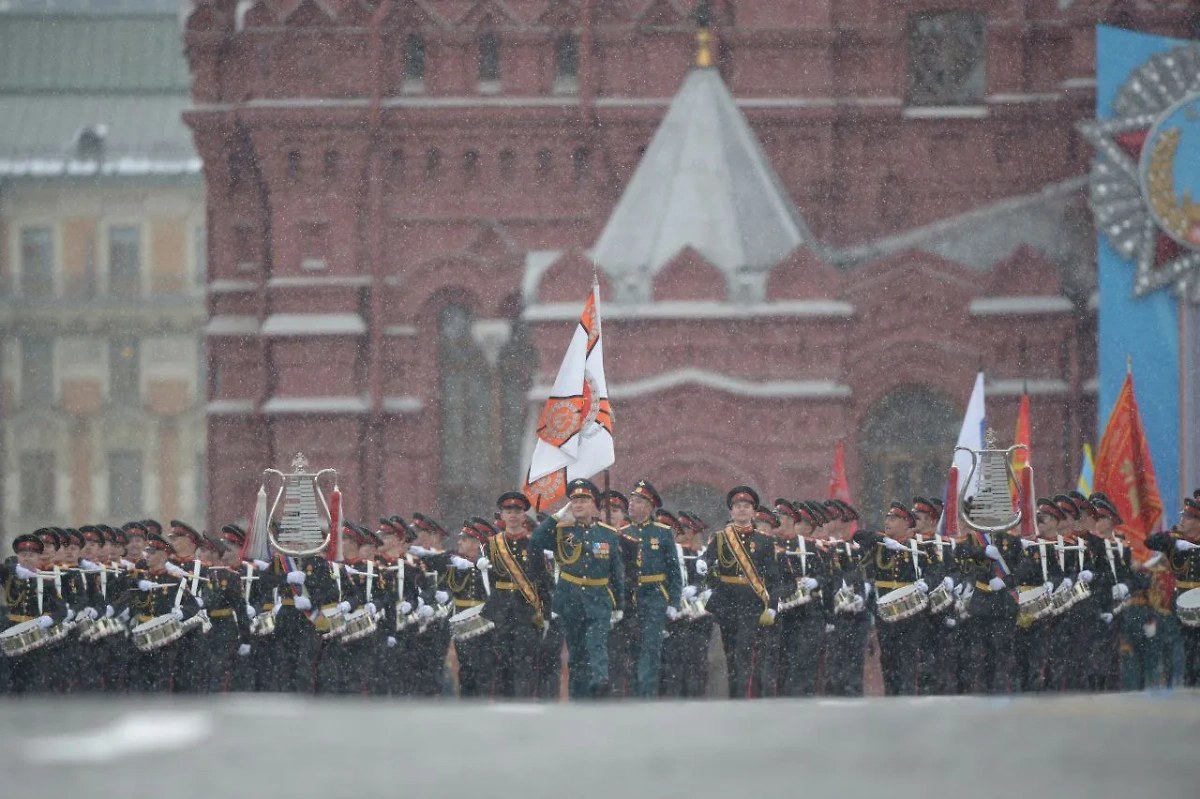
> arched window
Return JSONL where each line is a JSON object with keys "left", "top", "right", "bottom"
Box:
{"left": 438, "top": 305, "right": 492, "bottom": 522}
{"left": 858, "top": 385, "right": 959, "bottom": 528}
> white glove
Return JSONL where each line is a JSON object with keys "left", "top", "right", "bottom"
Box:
{"left": 337, "top": 601, "right": 352, "bottom": 614}
{"left": 253, "top": 559, "right": 270, "bottom": 570}
{"left": 944, "top": 617, "right": 957, "bottom": 629}
{"left": 666, "top": 606, "right": 680, "bottom": 621}
{"left": 1044, "top": 581, "right": 1055, "bottom": 594}
{"left": 682, "top": 585, "right": 698, "bottom": 600}
{"left": 610, "top": 610, "right": 624, "bottom": 627}
{"left": 434, "top": 590, "right": 450, "bottom": 605}
{"left": 1114, "top": 583, "right": 1130, "bottom": 601}
{"left": 914, "top": 579, "right": 929, "bottom": 595}
{"left": 343, "top": 565, "right": 362, "bottom": 576}
{"left": 81, "top": 607, "right": 98, "bottom": 621}
{"left": 825, "top": 623, "right": 836, "bottom": 634}
{"left": 1078, "top": 570, "right": 1094, "bottom": 584}
{"left": 137, "top": 579, "right": 155, "bottom": 592}
{"left": 1056, "top": 578, "right": 1073, "bottom": 593}
{"left": 1100, "top": 612, "right": 1113, "bottom": 625}
{"left": 984, "top": 545, "right": 1002, "bottom": 562}
{"left": 15, "top": 565, "right": 37, "bottom": 580}
{"left": 1143, "top": 622, "right": 1158, "bottom": 638}
{"left": 286, "top": 571, "right": 306, "bottom": 586}
{"left": 64, "top": 608, "right": 76, "bottom": 622}
{"left": 171, "top": 608, "right": 185, "bottom": 621}
{"left": 105, "top": 605, "right": 115, "bottom": 619}
{"left": 165, "top": 562, "right": 187, "bottom": 578}
{"left": 694, "top": 559, "right": 708, "bottom": 576}
{"left": 37, "top": 615, "right": 54, "bottom": 629}
{"left": 365, "top": 602, "right": 378, "bottom": 616}
{"left": 953, "top": 583, "right": 965, "bottom": 597}
{"left": 238, "top": 643, "right": 252, "bottom": 657}
{"left": 194, "top": 597, "right": 205, "bottom": 609}
{"left": 850, "top": 596, "right": 865, "bottom": 613}
{"left": 553, "top": 505, "right": 573, "bottom": 521}
{"left": 942, "top": 576, "right": 955, "bottom": 590}
{"left": 800, "top": 577, "right": 819, "bottom": 592}
{"left": 863, "top": 582, "right": 872, "bottom": 597}
{"left": 417, "top": 604, "right": 435, "bottom": 619}
{"left": 450, "top": 556, "right": 473, "bottom": 571}
{"left": 699, "top": 589, "right": 713, "bottom": 604}
{"left": 475, "top": 556, "right": 491, "bottom": 571}
{"left": 550, "top": 611, "right": 560, "bottom": 620}
{"left": 408, "top": 545, "right": 434, "bottom": 557}
{"left": 387, "top": 636, "right": 397, "bottom": 648}
{"left": 399, "top": 601, "right": 413, "bottom": 615}
{"left": 881, "top": 536, "right": 907, "bottom": 552}
{"left": 765, "top": 608, "right": 777, "bottom": 622}
{"left": 293, "top": 596, "right": 312, "bottom": 612}
{"left": 118, "top": 607, "right": 131, "bottom": 622}
{"left": 245, "top": 604, "right": 257, "bottom": 619}
{"left": 120, "top": 559, "right": 136, "bottom": 569}
{"left": 79, "top": 559, "right": 100, "bottom": 571}
{"left": 988, "top": 577, "right": 1006, "bottom": 592}
{"left": 1176, "top": 539, "right": 1200, "bottom": 552}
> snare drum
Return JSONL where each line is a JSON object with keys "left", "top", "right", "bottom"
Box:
{"left": 778, "top": 582, "right": 813, "bottom": 612}
{"left": 84, "top": 616, "right": 127, "bottom": 643}
{"left": 927, "top": 583, "right": 955, "bottom": 615}
{"left": 181, "top": 610, "right": 212, "bottom": 635}
{"left": 679, "top": 594, "right": 710, "bottom": 621}
{"left": 320, "top": 608, "right": 348, "bottom": 641}
{"left": 0, "top": 618, "right": 67, "bottom": 657}
{"left": 340, "top": 608, "right": 379, "bottom": 644}
{"left": 1017, "top": 585, "right": 1053, "bottom": 627}
{"left": 131, "top": 614, "right": 184, "bottom": 652}
{"left": 250, "top": 612, "right": 275, "bottom": 637}
{"left": 1176, "top": 588, "right": 1200, "bottom": 628}
{"left": 876, "top": 584, "right": 928, "bottom": 624}
{"left": 449, "top": 605, "right": 495, "bottom": 643}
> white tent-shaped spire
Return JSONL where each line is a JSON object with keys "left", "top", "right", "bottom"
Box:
{"left": 591, "top": 61, "right": 815, "bottom": 301}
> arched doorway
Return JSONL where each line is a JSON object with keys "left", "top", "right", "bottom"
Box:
{"left": 437, "top": 304, "right": 492, "bottom": 523}
{"left": 858, "top": 385, "right": 959, "bottom": 529}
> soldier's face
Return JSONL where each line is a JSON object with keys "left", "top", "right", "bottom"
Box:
{"left": 605, "top": 505, "right": 629, "bottom": 526}
{"left": 126, "top": 536, "right": 145, "bottom": 557}
{"left": 458, "top": 537, "right": 482, "bottom": 559}
{"left": 221, "top": 548, "right": 241, "bottom": 567}
{"left": 175, "top": 538, "right": 197, "bottom": 558}
{"left": 1179, "top": 515, "right": 1200, "bottom": 537}
{"left": 500, "top": 508, "right": 526, "bottom": 531}
{"left": 755, "top": 520, "right": 775, "bottom": 536}
{"left": 83, "top": 541, "right": 101, "bottom": 560}
{"left": 1095, "top": 517, "right": 1116, "bottom": 537}
{"left": 884, "top": 515, "right": 911, "bottom": 539}
{"left": 39, "top": 546, "right": 56, "bottom": 568}
{"left": 146, "top": 549, "right": 167, "bottom": 569}
{"left": 775, "top": 513, "right": 795, "bottom": 537}
{"left": 1035, "top": 514, "right": 1055, "bottom": 537}
{"left": 729, "top": 501, "right": 754, "bottom": 525}
{"left": 359, "top": 543, "right": 377, "bottom": 560}
{"left": 628, "top": 495, "right": 654, "bottom": 523}
{"left": 569, "top": 496, "right": 596, "bottom": 521}
{"left": 914, "top": 512, "right": 936, "bottom": 534}
{"left": 342, "top": 539, "right": 360, "bottom": 561}
{"left": 17, "top": 551, "right": 39, "bottom": 570}
{"left": 66, "top": 543, "right": 82, "bottom": 561}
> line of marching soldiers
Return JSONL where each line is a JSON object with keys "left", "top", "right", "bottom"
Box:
{"left": 3, "top": 482, "right": 1200, "bottom": 698}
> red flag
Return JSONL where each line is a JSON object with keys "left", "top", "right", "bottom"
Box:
{"left": 1094, "top": 371, "right": 1163, "bottom": 562}
{"left": 1010, "top": 392, "right": 1031, "bottom": 508}
{"left": 827, "top": 440, "right": 858, "bottom": 534}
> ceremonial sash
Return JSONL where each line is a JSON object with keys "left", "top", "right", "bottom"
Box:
{"left": 721, "top": 527, "right": 769, "bottom": 608}
{"left": 492, "top": 535, "right": 542, "bottom": 616}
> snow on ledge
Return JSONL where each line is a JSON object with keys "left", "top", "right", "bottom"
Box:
{"left": 968, "top": 296, "right": 1075, "bottom": 316}
{"left": 261, "top": 313, "right": 367, "bottom": 336}
{"left": 524, "top": 300, "right": 854, "bottom": 323}
{"left": 205, "top": 315, "right": 259, "bottom": 336}
{"left": 207, "top": 399, "right": 255, "bottom": 415}
{"left": 985, "top": 379, "right": 1069, "bottom": 396}
{"left": 382, "top": 396, "right": 425, "bottom": 414}
{"left": 531, "top": 369, "right": 851, "bottom": 401}
{"left": 261, "top": 395, "right": 370, "bottom": 414}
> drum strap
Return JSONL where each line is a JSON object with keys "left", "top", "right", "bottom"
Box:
{"left": 1038, "top": 541, "right": 1048, "bottom": 584}
{"left": 722, "top": 528, "right": 769, "bottom": 609}
{"left": 492, "top": 535, "right": 541, "bottom": 616}
{"left": 37, "top": 575, "right": 44, "bottom": 616}
{"left": 799, "top": 536, "right": 808, "bottom": 577}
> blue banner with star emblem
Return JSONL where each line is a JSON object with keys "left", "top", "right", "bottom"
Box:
{"left": 1088, "top": 26, "right": 1200, "bottom": 522}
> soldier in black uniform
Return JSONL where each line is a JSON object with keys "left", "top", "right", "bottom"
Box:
{"left": 117, "top": 533, "right": 202, "bottom": 693}
{"left": 265, "top": 532, "right": 335, "bottom": 694}
{"left": 488, "top": 492, "right": 549, "bottom": 698}
{"left": 163, "top": 521, "right": 213, "bottom": 693}
{"left": 371, "top": 517, "right": 415, "bottom": 696}
{"left": 54, "top": 528, "right": 90, "bottom": 693}
{"left": 954, "top": 527, "right": 1021, "bottom": 694}
{"left": 407, "top": 513, "right": 456, "bottom": 696}
{"left": 531, "top": 512, "right": 565, "bottom": 700}
{"left": 660, "top": 510, "right": 712, "bottom": 698}
{"left": 1, "top": 534, "right": 68, "bottom": 694}
{"left": 1011, "top": 499, "right": 1066, "bottom": 692}
{"left": 441, "top": 519, "right": 497, "bottom": 697}
{"left": 767, "top": 500, "right": 828, "bottom": 697}
{"left": 866, "top": 502, "right": 934, "bottom": 696}
{"left": 701, "top": 487, "right": 781, "bottom": 699}
{"left": 821, "top": 500, "right": 870, "bottom": 696}
{"left": 1083, "top": 494, "right": 1140, "bottom": 691}
{"left": 1146, "top": 496, "right": 1200, "bottom": 686}
{"left": 202, "top": 529, "right": 253, "bottom": 692}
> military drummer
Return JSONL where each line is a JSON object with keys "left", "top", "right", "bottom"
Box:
{"left": 531, "top": 479, "right": 625, "bottom": 699}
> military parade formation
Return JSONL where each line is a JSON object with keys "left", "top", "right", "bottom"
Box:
{"left": 3, "top": 473, "right": 1200, "bottom": 699}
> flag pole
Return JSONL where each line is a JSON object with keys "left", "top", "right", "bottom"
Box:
{"left": 603, "top": 469, "right": 612, "bottom": 525}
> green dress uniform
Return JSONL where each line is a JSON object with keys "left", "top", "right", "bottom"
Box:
{"left": 531, "top": 507, "right": 624, "bottom": 699}
{"left": 1146, "top": 502, "right": 1200, "bottom": 687}
{"left": 624, "top": 518, "right": 682, "bottom": 698}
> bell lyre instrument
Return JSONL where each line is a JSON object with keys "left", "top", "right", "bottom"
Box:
{"left": 955, "top": 428, "right": 1026, "bottom": 582}
{"left": 261, "top": 453, "right": 340, "bottom": 558}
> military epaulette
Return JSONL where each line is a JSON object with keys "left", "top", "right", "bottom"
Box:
{"left": 652, "top": 522, "right": 673, "bottom": 531}
{"left": 596, "top": 521, "right": 618, "bottom": 532}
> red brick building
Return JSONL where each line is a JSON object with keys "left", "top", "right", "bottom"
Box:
{"left": 183, "top": 0, "right": 1196, "bottom": 529}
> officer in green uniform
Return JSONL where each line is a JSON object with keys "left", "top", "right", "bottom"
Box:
{"left": 531, "top": 478, "right": 624, "bottom": 699}
{"left": 623, "top": 480, "right": 682, "bottom": 698}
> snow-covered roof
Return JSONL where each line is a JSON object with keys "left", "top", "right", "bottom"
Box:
{"left": 968, "top": 296, "right": 1075, "bottom": 316}
{"left": 523, "top": 299, "right": 854, "bottom": 323}
{"left": 382, "top": 396, "right": 424, "bottom": 414}
{"left": 531, "top": 368, "right": 851, "bottom": 401}
{"left": 261, "top": 313, "right": 367, "bottom": 337}
{"left": 590, "top": 66, "right": 814, "bottom": 303}
{"left": 205, "top": 315, "right": 259, "bottom": 337}
{"left": 206, "top": 399, "right": 255, "bottom": 415}
{"left": 261, "top": 395, "right": 370, "bottom": 414}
